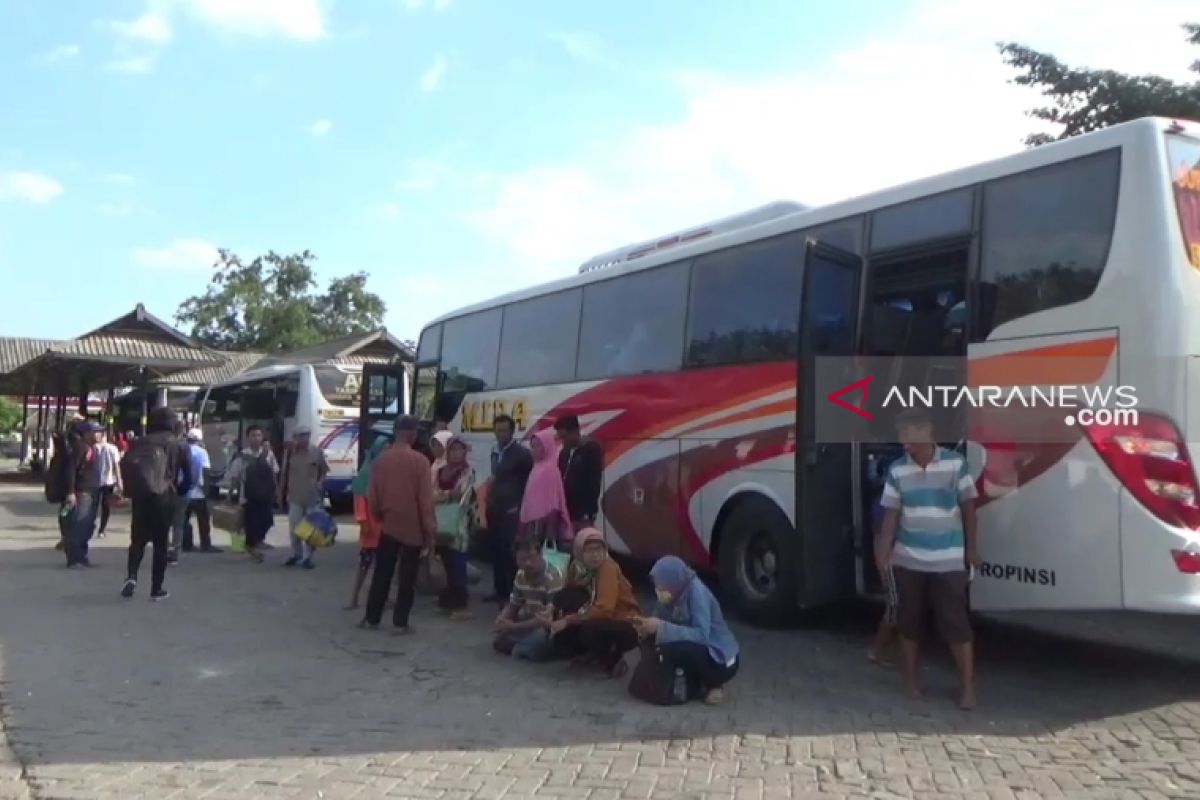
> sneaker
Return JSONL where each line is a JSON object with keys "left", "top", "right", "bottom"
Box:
{"left": 284, "top": 557, "right": 300, "bottom": 567}
{"left": 704, "top": 688, "right": 725, "bottom": 706}
{"left": 97, "top": 531, "right": 107, "bottom": 539}
{"left": 150, "top": 589, "right": 170, "bottom": 602}
{"left": 121, "top": 579, "right": 136, "bottom": 599}
{"left": 199, "top": 545, "right": 224, "bottom": 554}
{"left": 79, "top": 558, "right": 93, "bottom": 568}
{"left": 301, "top": 559, "right": 315, "bottom": 570}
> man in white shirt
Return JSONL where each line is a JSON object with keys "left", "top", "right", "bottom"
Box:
{"left": 95, "top": 431, "right": 123, "bottom": 539}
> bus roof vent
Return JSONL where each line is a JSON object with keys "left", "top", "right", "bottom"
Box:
{"left": 577, "top": 200, "right": 808, "bottom": 275}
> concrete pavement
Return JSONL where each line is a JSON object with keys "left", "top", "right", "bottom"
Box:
{"left": 2, "top": 483, "right": 1200, "bottom": 798}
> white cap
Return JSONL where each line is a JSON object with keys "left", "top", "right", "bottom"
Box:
{"left": 294, "top": 425, "right": 312, "bottom": 436}
{"left": 186, "top": 428, "right": 204, "bottom": 441}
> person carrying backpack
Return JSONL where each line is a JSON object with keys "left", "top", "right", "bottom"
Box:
{"left": 61, "top": 420, "right": 104, "bottom": 567}
{"left": 120, "top": 407, "right": 193, "bottom": 600}
{"left": 221, "top": 425, "right": 279, "bottom": 563}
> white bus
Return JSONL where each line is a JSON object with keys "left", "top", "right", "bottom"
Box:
{"left": 197, "top": 363, "right": 409, "bottom": 504}
{"left": 411, "top": 116, "right": 1200, "bottom": 625}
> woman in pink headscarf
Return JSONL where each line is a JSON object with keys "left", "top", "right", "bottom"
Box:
{"left": 519, "top": 428, "right": 573, "bottom": 550}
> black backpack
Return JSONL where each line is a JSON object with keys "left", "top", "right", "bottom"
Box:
{"left": 121, "top": 436, "right": 174, "bottom": 499}
{"left": 242, "top": 452, "right": 276, "bottom": 505}
{"left": 627, "top": 644, "right": 688, "bottom": 706}
{"left": 44, "top": 432, "right": 72, "bottom": 504}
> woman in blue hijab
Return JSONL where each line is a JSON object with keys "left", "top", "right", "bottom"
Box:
{"left": 633, "top": 555, "right": 741, "bottom": 705}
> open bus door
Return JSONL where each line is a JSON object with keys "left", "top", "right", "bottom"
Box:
{"left": 796, "top": 238, "right": 863, "bottom": 608}
{"left": 358, "top": 363, "right": 408, "bottom": 468}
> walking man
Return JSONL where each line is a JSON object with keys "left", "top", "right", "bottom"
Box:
{"left": 485, "top": 414, "right": 532, "bottom": 603}
{"left": 876, "top": 409, "right": 980, "bottom": 709}
{"left": 554, "top": 414, "right": 605, "bottom": 532}
{"left": 183, "top": 428, "right": 221, "bottom": 553}
{"left": 361, "top": 415, "right": 437, "bottom": 634}
{"left": 121, "top": 407, "right": 193, "bottom": 600}
{"left": 281, "top": 426, "right": 328, "bottom": 570}
{"left": 222, "top": 425, "right": 279, "bottom": 562}
{"left": 63, "top": 420, "right": 103, "bottom": 567}
{"left": 95, "top": 430, "right": 123, "bottom": 539}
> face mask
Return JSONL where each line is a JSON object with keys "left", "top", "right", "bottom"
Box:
{"left": 655, "top": 589, "right": 673, "bottom": 605}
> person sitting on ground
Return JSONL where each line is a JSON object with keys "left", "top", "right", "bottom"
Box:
{"left": 433, "top": 434, "right": 475, "bottom": 621}
{"left": 494, "top": 536, "right": 565, "bottom": 660}
{"left": 549, "top": 528, "right": 640, "bottom": 678}
{"left": 633, "top": 555, "right": 741, "bottom": 706}
{"left": 347, "top": 434, "right": 390, "bottom": 610}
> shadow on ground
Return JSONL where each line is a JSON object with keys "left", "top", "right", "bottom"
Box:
{"left": 1, "top": 484, "right": 1199, "bottom": 772}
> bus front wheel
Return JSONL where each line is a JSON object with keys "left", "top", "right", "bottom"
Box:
{"left": 716, "top": 496, "right": 801, "bottom": 628}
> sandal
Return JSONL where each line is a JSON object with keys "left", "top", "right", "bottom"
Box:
{"left": 607, "top": 659, "right": 629, "bottom": 679}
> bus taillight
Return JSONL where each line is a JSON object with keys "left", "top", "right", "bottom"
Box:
{"left": 1081, "top": 412, "right": 1200, "bottom": 532}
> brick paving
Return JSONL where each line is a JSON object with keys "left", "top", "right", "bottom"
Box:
{"left": 2, "top": 483, "right": 1200, "bottom": 799}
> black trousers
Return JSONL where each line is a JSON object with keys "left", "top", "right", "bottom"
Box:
{"left": 98, "top": 485, "right": 116, "bottom": 533}
{"left": 659, "top": 641, "right": 740, "bottom": 698}
{"left": 128, "top": 495, "right": 174, "bottom": 594}
{"left": 182, "top": 498, "right": 213, "bottom": 550}
{"left": 488, "top": 508, "right": 519, "bottom": 600}
{"left": 554, "top": 618, "right": 639, "bottom": 669}
{"left": 365, "top": 536, "right": 422, "bottom": 627}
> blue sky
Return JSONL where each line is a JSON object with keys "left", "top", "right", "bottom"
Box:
{"left": 1, "top": 0, "right": 1196, "bottom": 344}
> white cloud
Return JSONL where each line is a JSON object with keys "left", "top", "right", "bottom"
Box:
{"left": 111, "top": 10, "right": 173, "bottom": 43}
{"left": 133, "top": 238, "right": 219, "bottom": 271}
{"left": 469, "top": 0, "right": 1199, "bottom": 286}
{"left": 0, "top": 172, "right": 64, "bottom": 204}
{"left": 39, "top": 44, "right": 81, "bottom": 64}
{"left": 310, "top": 118, "right": 333, "bottom": 137}
{"left": 419, "top": 55, "right": 447, "bottom": 92}
{"left": 106, "top": 54, "right": 156, "bottom": 75}
{"left": 104, "top": 173, "right": 137, "bottom": 185}
{"left": 182, "top": 0, "right": 327, "bottom": 41}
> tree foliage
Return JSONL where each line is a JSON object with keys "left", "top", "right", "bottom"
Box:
{"left": 0, "top": 397, "right": 22, "bottom": 434}
{"left": 176, "top": 249, "right": 387, "bottom": 352}
{"left": 999, "top": 23, "right": 1200, "bottom": 147}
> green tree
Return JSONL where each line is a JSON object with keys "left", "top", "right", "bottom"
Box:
{"left": 176, "top": 249, "right": 387, "bottom": 352}
{"left": 0, "top": 397, "right": 22, "bottom": 434}
{"left": 999, "top": 23, "right": 1200, "bottom": 147}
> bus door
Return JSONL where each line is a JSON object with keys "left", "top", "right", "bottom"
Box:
{"left": 797, "top": 239, "right": 863, "bottom": 607}
{"left": 358, "top": 363, "right": 408, "bottom": 468}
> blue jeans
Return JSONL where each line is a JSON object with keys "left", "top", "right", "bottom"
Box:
{"left": 66, "top": 491, "right": 99, "bottom": 565}
{"left": 511, "top": 627, "right": 551, "bottom": 661}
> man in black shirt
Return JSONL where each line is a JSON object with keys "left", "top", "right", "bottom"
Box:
{"left": 63, "top": 420, "right": 103, "bottom": 568}
{"left": 486, "top": 415, "right": 532, "bottom": 603}
{"left": 554, "top": 415, "right": 604, "bottom": 532}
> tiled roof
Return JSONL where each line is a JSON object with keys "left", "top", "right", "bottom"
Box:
{"left": 271, "top": 329, "right": 413, "bottom": 363}
{"left": 0, "top": 338, "right": 60, "bottom": 375}
{"left": 157, "top": 351, "right": 266, "bottom": 386}
{"left": 49, "top": 335, "right": 224, "bottom": 367}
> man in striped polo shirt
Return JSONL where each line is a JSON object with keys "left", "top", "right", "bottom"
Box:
{"left": 877, "top": 408, "right": 979, "bottom": 710}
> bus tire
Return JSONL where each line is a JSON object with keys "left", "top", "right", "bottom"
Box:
{"left": 717, "top": 495, "right": 801, "bottom": 628}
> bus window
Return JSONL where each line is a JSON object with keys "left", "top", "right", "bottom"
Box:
{"left": 976, "top": 148, "right": 1120, "bottom": 339}
{"left": 686, "top": 233, "right": 804, "bottom": 367}
{"left": 870, "top": 188, "right": 973, "bottom": 252}
{"left": 314, "top": 366, "right": 362, "bottom": 407}
{"left": 1168, "top": 135, "right": 1200, "bottom": 269}
{"left": 412, "top": 364, "right": 438, "bottom": 422}
{"left": 497, "top": 289, "right": 582, "bottom": 388}
{"left": 441, "top": 309, "right": 502, "bottom": 393}
{"left": 418, "top": 324, "right": 442, "bottom": 362}
{"left": 577, "top": 261, "right": 688, "bottom": 380}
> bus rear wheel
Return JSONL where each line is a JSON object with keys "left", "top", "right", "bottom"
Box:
{"left": 717, "top": 496, "right": 801, "bottom": 628}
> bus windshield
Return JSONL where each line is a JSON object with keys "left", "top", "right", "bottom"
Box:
{"left": 1168, "top": 134, "right": 1200, "bottom": 268}
{"left": 313, "top": 366, "right": 362, "bottom": 407}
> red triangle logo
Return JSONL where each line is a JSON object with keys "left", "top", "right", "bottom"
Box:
{"left": 827, "top": 375, "right": 874, "bottom": 420}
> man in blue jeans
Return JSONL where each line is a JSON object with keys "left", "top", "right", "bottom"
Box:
{"left": 63, "top": 420, "right": 103, "bottom": 568}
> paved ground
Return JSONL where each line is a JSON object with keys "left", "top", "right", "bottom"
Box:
{"left": 4, "top": 483, "right": 1200, "bottom": 799}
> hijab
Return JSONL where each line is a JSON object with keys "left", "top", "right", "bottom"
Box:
{"left": 430, "top": 430, "right": 455, "bottom": 474}
{"left": 350, "top": 435, "right": 391, "bottom": 496}
{"left": 436, "top": 435, "right": 472, "bottom": 489}
{"left": 570, "top": 526, "right": 607, "bottom": 582}
{"left": 649, "top": 555, "right": 697, "bottom": 606}
{"left": 519, "top": 428, "right": 572, "bottom": 535}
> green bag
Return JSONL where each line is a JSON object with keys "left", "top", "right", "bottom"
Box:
{"left": 543, "top": 540, "right": 570, "bottom": 574}
{"left": 435, "top": 502, "right": 464, "bottom": 546}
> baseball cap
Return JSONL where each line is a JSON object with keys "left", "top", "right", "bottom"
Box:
{"left": 186, "top": 428, "right": 204, "bottom": 441}
{"left": 294, "top": 425, "right": 312, "bottom": 436}
{"left": 81, "top": 421, "right": 103, "bottom": 433}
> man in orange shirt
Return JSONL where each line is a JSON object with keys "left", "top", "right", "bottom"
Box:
{"left": 361, "top": 416, "right": 437, "bottom": 634}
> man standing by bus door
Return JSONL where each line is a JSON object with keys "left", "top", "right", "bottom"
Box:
{"left": 876, "top": 408, "right": 980, "bottom": 710}
{"left": 281, "top": 426, "right": 328, "bottom": 570}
